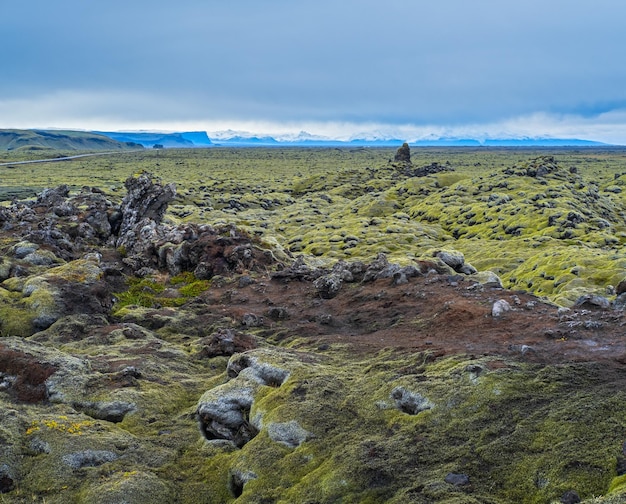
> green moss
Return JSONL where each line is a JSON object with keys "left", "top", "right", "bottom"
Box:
{"left": 178, "top": 279, "right": 210, "bottom": 298}
{"left": 608, "top": 474, "right": 626, "bottom": 494}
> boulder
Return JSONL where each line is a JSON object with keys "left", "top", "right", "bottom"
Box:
{"left": 196, "top": 386, "right": 258, "bottom": 447}
{"left": 314, "top": 273, "right": 343, "bottom": 299}
{"left": 62, "top": 449, "right": 119, "bottom": 470}
{"left": 267, "top": 420, "right": 313, "bottom": 448}
{"left": 574, "top": 294, "right": 611, "bottom": 310}
{"left": 435, "top": 249, "right": 466, "bottom": 271}
{"left": 492, "top": 299, "right": 512, "bottom": 318}
{"left": 390, "top": 386, "right": 433, "bottom": 415}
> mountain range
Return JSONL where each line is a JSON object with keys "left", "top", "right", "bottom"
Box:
{"left": 0, "top": 129, "right": 612, "bottom": 151}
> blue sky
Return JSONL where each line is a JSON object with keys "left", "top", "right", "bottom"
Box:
{"left": 2, "top": 0, "right": 626, "bottom": 143}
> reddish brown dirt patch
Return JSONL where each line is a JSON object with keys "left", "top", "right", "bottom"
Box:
{"left": 197, "top": 273, "right": 626, "bottom": 366}
{"left": 0, "top": 345, "right": 57, "bottom": 402}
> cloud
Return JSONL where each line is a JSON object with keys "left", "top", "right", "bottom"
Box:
{"left": 2, "top": 1, "right": 626, "bottom": 141}
{"left": 2, "top": 90, "right": 626, "bottom": 144}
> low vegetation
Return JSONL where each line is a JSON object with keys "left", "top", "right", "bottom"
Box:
{"left": 1, "top": 146, "right": 626, "bottom": 503}
{"left": 3, "top": 146, "right": 626, "bottom": 305}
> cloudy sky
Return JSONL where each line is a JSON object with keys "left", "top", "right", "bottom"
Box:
{"left": 2, "top": 0, "right": 626, "bottom": 143}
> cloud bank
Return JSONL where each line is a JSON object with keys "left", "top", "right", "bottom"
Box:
{"left": 1, "top": 1, "right": 625, "bottom": 143}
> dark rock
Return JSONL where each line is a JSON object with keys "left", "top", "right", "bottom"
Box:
{"left": 62, "top": 450, "right": 119, "bottom": 469}
{"left": 574, "top": 294, "right": 611, "bottom": 310}
{"left": 560, "top": 490, "right": 581, "bottom": 504}
{"left": 392, "top": 270, "right": 409, "bottom": 285}
{"left": 394, "top": 143, "right": 411, "bottom": 164}
{"left": 117, "top": 173, "right": 176, "bottom": 246}
{"left": 616, "top": 457, "right": 626, "bottom": 476}
{"left": 74, "top": 400, "right": 136, "bottom": 423}
{"left": 314, "top": 273, "right": 343, "bottom": 299}
{"left": 122, "top": 366, "right": 142, "bottom": 378}
{"left": 229, "top": 470, "right": 257, "bottom": 498}
{"left": 267, "top": 306, "right": 290, "bottom": 320}
{"left": 0, "top": 465, "right": 15, "bottom": 494}
{"left": 241, "top": 313, "right": 263, "bottom": 328}
{"left": 316, "top": 314, "right": 333, "bottom": 325}
{"left": 435, "top": 249, "right": 466, "bottom": 271}
{"left": 36, "top": 185, "right": 70, "bottom": 207}
{"left": 196, "top": 329, "right": 257, "bottom": 358}
{"left": 444, "top": 472, "right": 470, "bottom": 486}
{"left": 197, "top": 388, "right": 258, "bottom": 447}
{"left": 407, "top": 162, "right": 454, "bottom": 177}
{"left": 85, "top": 194, "right": 114, "bottom": 239}
{"left": 226, "top": 354, "right": 289, "bottom": 386}
{"left": 238, "top": 275, "right": 255, "bottom": 288}
{"left": 362, "top": 253, "right": 390, "bottom": 283}
{"left": 271, "top": 256, "right": 318, "bottom": 281}
{"left": 504, "top": 156, "right": 560, "bottom": 178}
{"left": 390, "top": 386, "right": 432, "bottom": 415}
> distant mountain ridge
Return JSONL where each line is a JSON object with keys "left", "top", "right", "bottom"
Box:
{"left": 207, "top": 132, "right": 610, "bottom": 147}
{"left": 96, "top": 131, "right": 212, "bottom": 148}
{"left": 0, "top": 129, "right": 140, "bottom": 151}
{"left": 0, "top": 129, "right": 611, "bottom": 151}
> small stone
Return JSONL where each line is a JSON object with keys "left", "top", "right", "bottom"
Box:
{"left": 492, "top": 299, "right": 512, "bottom": 318}
{"left": 613, "top": 293, "right": 626, "bottom": 311}
{"left": 316, "top": 314, "right": 333, "bottom": 325}
{"left": 0, "top": 465, "right": 15, "bottom": 494}
{"left": 444, "top": 472, "right": 470, "bottom": 486}
{"left": 238, "top": 275, "right": 255, "bottom": 288}
{"left": 392, "top": 271, "right": 408, "bottom": 285}
{"left": 28, "top": 438, "right": 51, "bottom": 455}
{"left": 390, "top": 386, "right": 432, "bottom": 415}
{"left": 267, "top": 307, "right": 289, "bottom": 320}
{"left": 241, "top": 313, "right": 263, "bottom": 328}
{"left": 560, "top": 490, "right": 580, "bottom": 504}
{"left": 557, "top": 307, "right": 571, "bottom": 317}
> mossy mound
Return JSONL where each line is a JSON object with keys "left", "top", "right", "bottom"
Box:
{"left": 192, "top": 348, "right": 626, "bottom": 503}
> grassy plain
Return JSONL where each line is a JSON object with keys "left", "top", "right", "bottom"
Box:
{"left": 2, "top": 146, "right": 626, "bottom": 305}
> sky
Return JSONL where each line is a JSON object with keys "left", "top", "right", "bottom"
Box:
{"left": 2, "top": 0, "right": 626, "bottom": 143}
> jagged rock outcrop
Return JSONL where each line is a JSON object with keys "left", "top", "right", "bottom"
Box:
{"left": 116, "top": 173, "right": 176, "bottom": 256}
{"left": 394, "top": 142, "right": 411, "bottom": 164}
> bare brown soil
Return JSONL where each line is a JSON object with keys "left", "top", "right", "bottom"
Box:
{"left": 197, "top": 272, "right": 626, "bottom": 367}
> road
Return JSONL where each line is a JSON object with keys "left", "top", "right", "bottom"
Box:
{"left": 0, "top": 150, "right": 142, "bottom": 167}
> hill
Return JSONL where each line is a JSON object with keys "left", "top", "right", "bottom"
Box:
{"left": 96, "top": 131, "right": 212, "bottom": 148}
{"left": 0, "top": 129, "right": 141, "bottom": 151}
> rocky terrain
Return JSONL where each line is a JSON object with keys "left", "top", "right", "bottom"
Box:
{"left": 1, "top": 165, "right": 626, "bottom": 503}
